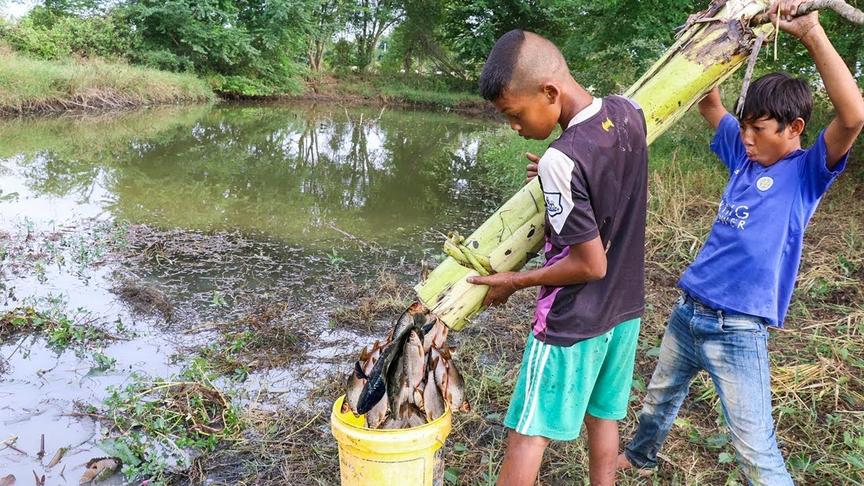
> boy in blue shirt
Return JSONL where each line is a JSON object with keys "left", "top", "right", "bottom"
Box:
{"left": 618, "top": 1, "right": 864, "bottom": 484}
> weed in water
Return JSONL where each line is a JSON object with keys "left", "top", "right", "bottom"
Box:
{"left": 100, "top": 361, "right": 242, "bottom": 485}
{"left": 0, "top": 298, "right": 113, "bottom": 351}
{"left": 90, "top": 350, "right": 117, "bottom": 372}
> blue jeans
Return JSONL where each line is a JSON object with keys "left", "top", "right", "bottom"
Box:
{"left": 625, "top": 294, "right": 794, "bottom": 486}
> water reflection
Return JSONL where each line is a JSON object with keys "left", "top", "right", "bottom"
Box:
{"left": 0, "top": 103, "right": 494, "bottom": 251}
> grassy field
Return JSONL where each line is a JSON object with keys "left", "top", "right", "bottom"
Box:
{"left": 0, "top": 47, "right": 214, "bottom": 115}
{"left": 204, "top": 103, "right": 864, "bottom": 485}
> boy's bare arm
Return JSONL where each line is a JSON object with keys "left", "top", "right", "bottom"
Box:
{"left": 698, "top": 87, "right": 729, "bottom": 130}
{"left": 467, "top": 237, "right": 607, "bottom": 307}
{"left": 773, "top": 0, "right": 864, "bottom": 168}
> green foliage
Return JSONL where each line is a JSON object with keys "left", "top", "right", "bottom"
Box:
{"left": 306, "top": 0, "right": 352, "bottom": 71}
{"left": 0, "top": 0, "right": 313, "bottom": 96}
{"left": 348, "top": 0, "right": 403, "bottom": 72}
{"left": 0, "top": 0, "right": 862, "bottom": 99}
{"left": 121, "top": 0, "right": 310, "bottom": 94}
{"left": 0, "top": 7, "right": 133, "bottom": 60}
{"left": 0, "top": 301, "right": 106, "bottom": 350}
{"left": 101, "top": 360, "right": 243, "bottom": 484}
{"left": 439, "top": 0, "right": 704, "bottom": 92}
{"left": 329, "top": 38, "right": 357, "bottom": 72}
{"left": 442, "top": 0, "right": 563, "bottom": 72}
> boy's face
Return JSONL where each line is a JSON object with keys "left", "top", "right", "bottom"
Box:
{"left": 739, "top": 116, "right": 804, "bottom": 166}
{"left": 493, "top": 86, "right": 561, "bottom": 140}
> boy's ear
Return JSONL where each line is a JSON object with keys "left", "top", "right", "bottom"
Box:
{"left": 787, "top": 117, "right": 806, "bottom": 138}
{"left": 541, "top": 83, "right": 560, "bottom": 104}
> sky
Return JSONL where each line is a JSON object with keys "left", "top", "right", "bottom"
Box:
{"left": 1, "top": 0, "right": 38, "bottom": 20}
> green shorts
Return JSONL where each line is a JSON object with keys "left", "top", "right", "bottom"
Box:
{"left": 503, "top": 318, "right": 641, "bottom": 441}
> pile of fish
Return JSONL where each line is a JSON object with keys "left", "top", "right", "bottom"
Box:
{"left": 342, "top": 302, "right": 470, "bottom": 429}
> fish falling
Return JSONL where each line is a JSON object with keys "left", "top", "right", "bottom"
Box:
{"left": 342, "top": 302, "right": 470, "bottom": 429}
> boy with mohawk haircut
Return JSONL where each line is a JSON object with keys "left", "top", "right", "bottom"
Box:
{"left": 468, "top": 29, "right": 649, "bottom": 485}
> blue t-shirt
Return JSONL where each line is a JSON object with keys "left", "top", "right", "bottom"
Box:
{"left": 679, "top": 114, "right": 848, "bottom": 326}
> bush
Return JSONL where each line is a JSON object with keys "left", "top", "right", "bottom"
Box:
{"left": 0, "top": 8, "right": 132, "bottom": 61}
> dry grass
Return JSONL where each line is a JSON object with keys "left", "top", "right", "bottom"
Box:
{"left": 195, "top": 300, "right": 314, "bottom": 375}
{"left": 329, "top": 271, "right": 415, "bottom": 331}
{"left": 112, "top": 278, "right": 174, "bottom": 320}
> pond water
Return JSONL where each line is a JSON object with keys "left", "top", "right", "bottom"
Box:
{"left": 0, "top": 102, "right": 504, "bottom": 482}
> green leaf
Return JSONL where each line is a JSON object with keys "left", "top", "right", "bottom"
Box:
{"left": 843, "top": 453, "right": 864, "bottom": 470}
{"left": 704, "top": 433, "right": 730, "bottom": 449}
{"left": 788, "top": 453, "right": 813, "bottom": 471}
{"left": 631, "top": 375, "right": 646, "bottom": 393}
{"left": 718, "top": 451, "right": 735, "bottom": 464}
{"left": 98, "top": 438, "right": 141, "bottom": 467}
{"left": 444, "top": 467, "right": 460, "bottom": 484}
{"left": 673, "top": 418, "right": 691, "bottom": 429}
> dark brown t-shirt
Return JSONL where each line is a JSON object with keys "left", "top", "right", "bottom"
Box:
{"left": 533, "top": 95, "right": 648, "bottom": 346}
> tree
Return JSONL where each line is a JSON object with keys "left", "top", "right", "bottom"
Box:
{"left": 306, "top": 0, "right": 348, "bottom": 72}
{"left": 120, "top": 0, "right": 311, "bottom": 93}
{"left": 348, "top": 0, "right": 403, "bottom": 72}
{"left": 381, "top": 0, "right": 465, "bottom": 79}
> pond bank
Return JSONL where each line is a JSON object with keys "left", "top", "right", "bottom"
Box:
{"left": 0, "top": 50, "right": 496, "bottom": 119}
{"left": 0, "top": 49, "right": 214, "bottom": 116}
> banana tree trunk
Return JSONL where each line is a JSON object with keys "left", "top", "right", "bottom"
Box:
{"left": 417, "top": 0, "right": 778, "bottom": 330}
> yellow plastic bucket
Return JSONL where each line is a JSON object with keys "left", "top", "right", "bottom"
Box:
{"left": 331, "top": 395, "right": 452, "bottom": 485}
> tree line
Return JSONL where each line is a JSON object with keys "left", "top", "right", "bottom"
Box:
{"left": 0, "top": 0, "right": 861, "bottom": 96}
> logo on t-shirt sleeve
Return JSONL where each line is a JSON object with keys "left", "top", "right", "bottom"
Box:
{"left": 538, "top": 147, "right": 576, "bottom": 234}
{"left": 544, "top": 192, "right": 563, "bottom": 217}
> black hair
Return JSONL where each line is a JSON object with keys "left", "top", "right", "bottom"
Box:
{"left": 479, "top": 29, "right": 526, "bottom": 101}
{"left": 738, "top": 72, "right": 812, "bottom": 131}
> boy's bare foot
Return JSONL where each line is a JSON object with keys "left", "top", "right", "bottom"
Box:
{"left": 615, "top": 453, "right": 631, "bottom": 470}
{"left": 616, "top": 453, "right": 654, "bottom": 477}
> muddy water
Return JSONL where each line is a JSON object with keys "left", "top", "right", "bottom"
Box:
{"left": 0, "top": 103, "right": 499, "bottom": 481}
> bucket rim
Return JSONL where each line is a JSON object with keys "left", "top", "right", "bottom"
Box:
{"left": 331, "top": 395, "right": 451, "bottom": 433}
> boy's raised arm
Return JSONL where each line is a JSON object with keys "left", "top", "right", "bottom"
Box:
{"left": 698, "top": 87, "right": 729, "bottom": 130}
{"left": 773, "top": 0, "right": 864, "bottom": 168}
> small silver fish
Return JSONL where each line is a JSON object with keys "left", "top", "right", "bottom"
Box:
{"left": 432, "top": 349, "right": 449, "bottom": 397}
{"left": 363, "top": 346, "right": 381, "bottom": 376}
{"left": 402, "top": 403, "right": 427, "bottom": 428}
{"left": 422, "top": 319, "right": 448, "bottom": 353}
{"left": 423, "top": 365, "right": 445, "bottom": 421}
{"left": 380, "top": 416, "right": 405, "bottom": 429}
{"left": 365, "top": 394, "right": 389, "bottom": 428}
{"left": 404, "top": 329, "right": 425, "bottom": 392}
{"left": 445, "top": 358, "right": 470, "bottom": 412}
{"left": 342, "top": 360, "right": 367, "bottom": 414}
{"left": 388, "top": 302, "right": 426, "bottom": 343}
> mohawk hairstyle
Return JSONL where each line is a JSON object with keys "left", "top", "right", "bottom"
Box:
{"left": 739, "top": 72, "right": 813, "bottom": 131}
{"left": 479, "top": 29, "right": 526, "bottom": 101}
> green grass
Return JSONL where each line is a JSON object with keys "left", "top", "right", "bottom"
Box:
{"left": 312, "top": 73, "right": 485, "bottom": 111}
{"left": 0, "top": 47, "right": 214, "bottom": 115}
